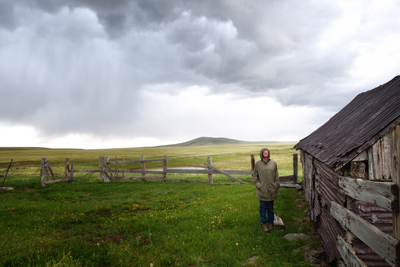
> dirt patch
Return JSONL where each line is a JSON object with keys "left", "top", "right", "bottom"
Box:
{"left": 92, "top": 233, "right": 150, "bottom": 245}
{"left": 20, "top": 187, "right": 34, "bottom": 193}
{"left": 101, "top": 234, "right": 127, "bottom": 244}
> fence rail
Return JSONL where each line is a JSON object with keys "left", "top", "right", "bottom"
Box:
{"left": 332, "top": 176, "right": 400, "bottom": 267}
{"left": 40, "top": 154, "right": 299, "bottom": 186}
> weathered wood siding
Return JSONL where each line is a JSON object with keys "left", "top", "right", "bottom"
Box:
{"left": 367, "top": 126, "right": 400, "bottom": 181}
{"left": 300, "top": 152, "right": 346, "bottom": 262}
{"left": 299, "top": 126, "right": 400, "bottom": 266}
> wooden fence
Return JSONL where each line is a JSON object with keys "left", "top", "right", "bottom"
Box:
{"left": 41, "top": 154, "right": 298, "bottom": 187}
{"left": 332, "top": 176, "right": 400, "bottom": 266}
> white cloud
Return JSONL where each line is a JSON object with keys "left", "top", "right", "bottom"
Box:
{"left": 135, "top": 85, "right": 330, "bottom": 142}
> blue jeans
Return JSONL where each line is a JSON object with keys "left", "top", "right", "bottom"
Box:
{"left": 259, "top": 200, "right": 274, "bottom": 224}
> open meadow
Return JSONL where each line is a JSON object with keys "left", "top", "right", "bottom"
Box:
{"left": 0, "top": 143, "right": 321, "bottom": 266}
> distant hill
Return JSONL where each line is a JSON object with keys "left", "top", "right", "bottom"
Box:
{"left": 161, "top": 137, "right": 272, "bottom": 147}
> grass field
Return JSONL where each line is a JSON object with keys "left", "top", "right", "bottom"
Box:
{"left": 0, "top": 143, "right": 320, "bottom": 267}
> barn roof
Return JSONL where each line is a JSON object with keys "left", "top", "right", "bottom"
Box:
{"left": 294, "top": 75, "right": 400, "bottom": 169}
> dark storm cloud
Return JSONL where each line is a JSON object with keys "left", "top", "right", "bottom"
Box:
{"left": 1, "top": 0, "right": 399, "bottom": 143}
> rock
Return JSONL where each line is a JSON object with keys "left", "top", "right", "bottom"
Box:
{"left": 0, "top": 187, "right": 14, "bottom": 191}
{"left": 310, "top": 249, "right": 325, "bottom": 259}
{"left": 284, "top": 233, "right": 308, "bottom": 241}
{"left": 245, "top": 256, "right": 258, "bottom": 265}
{"left": 293, "top": 245, "right": 327, "bottom": 266}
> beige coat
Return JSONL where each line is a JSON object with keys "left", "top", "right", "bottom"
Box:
{"left": 252, "top": 148, "right": 280, "bottom": 201}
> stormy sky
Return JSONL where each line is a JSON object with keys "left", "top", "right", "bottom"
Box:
{"left": 1, "top": 0, "right": 400, "bottom": 148}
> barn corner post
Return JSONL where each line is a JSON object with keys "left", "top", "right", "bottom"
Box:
{"left": 163, "top": 155, "right": 167, "bottom": 183}
{"left": 393, "top": 125, "right": 400, "bottom": 261}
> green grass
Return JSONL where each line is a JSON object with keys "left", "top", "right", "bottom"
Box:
{"left": 0, "top": 143, "right": 316, "bottom": 267}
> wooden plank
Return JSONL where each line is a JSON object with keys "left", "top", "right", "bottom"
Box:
{"left": 338, "top": 176, "right": 399, "bottom": 212}
{"left": 280, "top": 175, "right": 295, "bottom": 183}
{"left": 65, "top": 158, "right": 70, "bottom": 181}
{"left": 104, "top": 169, "right": 253, "bottom": 175}
{"left": 383, "top": 134, "right": 392, "bottom": 180}
{"left": 280, "top": 183, "right": 299, "bottom": 188}
{"left": 336, "top": 235, "right": 367, "bottom": 267}
{"left": 166, "top": 169, "right": 252, "bottom": 175}
{"left": 122, "top": 170, "right": 163, "bottom": 174}
{"left": 70, "top": 160, "right": 74, "bottom": 182}
{"left": 293, "top": 154, "right": 298, "bottom": 184}
{"left": 141, "top": 155, "right": 146, "bottom": 181}
{"left": 102, "top": 157, "right": 112, "bottom": 172}
{"left": 163, "top": 155, "right": 167, "bottom": 182}
{"left": 122, "top": 156, "right": 125, "bottom": 182}
{"left": 40, "top": 158, "right": 46, "bottom": 187}
{"left": 207, "top": 157, "right": 213, "bottom": 184}
{"left": 100, "top": 157, "right": 111, "bottom": 182}
{"left": 113, "top": 158, "right": 164, "bottom": 164}
{"left": 114, "top": 156, "right": 118, "bottom": 181}
{"left": 72, "top": 169, "right": 101, "bottom": 173}
{"left": 393, "top": 125, "right": 400, "bottom": 240}
{"left": 204, "top": 163, "right": 247, "bottom": 184}
{"left": 46, "top": 161, "right": 56, "bottom": 180}
{"left": 330, "top": 201, "right": 400, "bottom": 266}
{"left": 373, "top": 141, "right": 382, "bottom": 180}
{"left": 99, "top": 157, "right": 103, "bottom": 181}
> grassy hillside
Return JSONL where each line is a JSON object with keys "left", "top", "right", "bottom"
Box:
{"left": 163, "top": 136, "right": 247, "bottom": 146}
{"left": 161, "top": 136, "right": 290, "bottom": 147}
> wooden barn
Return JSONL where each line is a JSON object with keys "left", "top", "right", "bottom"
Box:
{"left": 294, "top": 76, "right": 400, "bottom": 266}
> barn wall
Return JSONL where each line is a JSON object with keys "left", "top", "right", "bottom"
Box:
{"left": 349, "top": 125, "right": 400, "bottom": 266}
{"left": 299, "top": 126, "right": 400, "bottom": 266}
{"left": 300, "top": 151, "right": 346, "bottom": 263}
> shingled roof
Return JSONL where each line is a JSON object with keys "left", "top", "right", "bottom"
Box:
{"left": 294, "top": 75, "right": 400, "bottom": 169}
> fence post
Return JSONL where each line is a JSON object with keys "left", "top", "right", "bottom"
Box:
{"left": 114, "top": 156, "right": 118, "bottom": 181}
{"left": 45, "top": 160, "right": 56, "bottom": 181}
{"left": 163, "top": 155, "right": 167, "bottom": 182}
{"left": 141, "top": 155, "right": 146, "bottom": 181}
{"left": 99, "top": 157, "right": 104, "bottom": 182}
{"left": 104, "top": 156, "right": 111, "bottom": 182}
{"left": 293, "top": 154, "right": 298, "bottom": 184}
{"left": 41, "top": 158, "right": 46, "bottom": 187}
{"left": 122, "top": 156, "right": 125, "bottom": 182}
{"left": 251, "top": 154, "right": 255, "bottom": 170}
{"left": 70, "top": 160, "right": 74, "bottom": 182}
{"left": 207, "top": 157, "right": 213, "bottom": 184}
{"left": 65, "top": 158, "right": 70, "bottom": 181}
